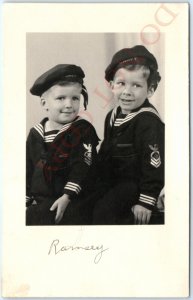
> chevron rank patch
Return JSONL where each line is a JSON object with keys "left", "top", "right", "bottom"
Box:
{"left": 149, "top": 144, "right": 161, "bottom": 168}
{"left": 83, "top": 143, "right": 92, "bottom": 166}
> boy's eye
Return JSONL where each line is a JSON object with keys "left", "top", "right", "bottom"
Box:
{"left": 56, "top": 97, "right": 65, "bottom": 100}
{"left": 133, "top": 83, "right": 141, "bottom": 88}
{"left": 116, "top": 81, "right": 125, "bottom": 86}
{"left": 72, "top": 96, "right": 80, "bottom": 101}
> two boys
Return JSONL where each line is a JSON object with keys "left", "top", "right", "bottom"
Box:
{"left": 26, "top": 45, "right": 164, "bottom": 225}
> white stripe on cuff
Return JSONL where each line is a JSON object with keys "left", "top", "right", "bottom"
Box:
{"left": 64, "top": 182, "right": 82, "bottom": 194}
{"left": 139, "top": 194, "right": 156, "bottom": 206}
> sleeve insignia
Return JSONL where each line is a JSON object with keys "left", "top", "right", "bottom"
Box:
{"left": 83, "top": 143, "right": 92, "bottom": 166}
{"left": 149, "top": 144, "right": 161, "bottom": 168}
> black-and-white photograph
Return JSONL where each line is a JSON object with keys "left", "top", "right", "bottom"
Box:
{"left": 26, "top": 33, "right": 165, "bottom": 226}
{"left": 2, "top": 3, "right": 189, "bottom": 298}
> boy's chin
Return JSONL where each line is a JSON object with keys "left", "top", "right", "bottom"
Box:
{"left": 60, "top": 115, "right": 78, "bottom": 124}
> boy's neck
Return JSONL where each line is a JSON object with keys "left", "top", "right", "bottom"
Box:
{"left": 120, "top": 98, "right": 149, "bottom": 114}
{"left": 45, "top": 120, "right": 66, "bottom": 132}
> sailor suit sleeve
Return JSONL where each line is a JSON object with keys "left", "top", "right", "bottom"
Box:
{"left": 135, "top": 114, "right": 164, "bottom": 210}
{"left": 63, "top": 124, "right": 99, "bottom": 199}
{"left": 26, "top": 130, "right": 35, "bottom": 206}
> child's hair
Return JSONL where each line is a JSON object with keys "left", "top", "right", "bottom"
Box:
{"left": 115, "top": 61, "right": 161, "bottom": 91}
{"left": 42, "top": 79, "right": 88, "bottom": 110}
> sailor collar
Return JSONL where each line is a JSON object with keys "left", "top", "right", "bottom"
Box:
{"left": 110, "top": 99, "right": 162, "bottom": 127}
{"left": 33, "top": 116, "right": 82, "bottom": 140}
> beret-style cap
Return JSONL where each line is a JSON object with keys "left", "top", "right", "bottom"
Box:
{"left": 105, "top": 45, "right": 158, "bottom": 82}
{"left": 30, "top": 64, "right": 85, "bottom": 96}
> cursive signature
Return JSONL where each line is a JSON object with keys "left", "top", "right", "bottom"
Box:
{"left": 48, "top": 239, "right": 109, "bottom": 264}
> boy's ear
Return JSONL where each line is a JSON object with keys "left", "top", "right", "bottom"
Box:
{"left": 147, "top": 85, "right": 155, "bottom": 98}
{"left": 40, "top": 97, "right": 49, "bottom": 111}
{"left": 109, "top": 80, "right": 114, "bottom": 90}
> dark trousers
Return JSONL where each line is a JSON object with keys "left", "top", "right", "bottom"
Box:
{"left": 90, "top": 181, "right": 164, "bottom": 225}
{"left": 91, "top": 181, "right": 138, "bottom": 225}
{"left": 26, "top": 194, "right": 93, "bottom": 226}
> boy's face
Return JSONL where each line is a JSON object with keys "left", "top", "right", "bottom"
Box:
{"left": 110, "top": 68, "right": 154, "bottom": 114}
{"left": 41, "top": 83, "right": 82, "bottom": 128}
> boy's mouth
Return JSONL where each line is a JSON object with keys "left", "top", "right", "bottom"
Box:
{"left": 120, "top": 99, "right": 135, "bottom": 103}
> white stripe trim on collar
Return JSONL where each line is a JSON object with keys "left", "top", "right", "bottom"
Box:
{"left": 44, "top": 135, "right": 58, "bottom": 143}
{"left": 110, "top": 106, "right": 119, "bottom": 127}
{"left": 114, "top": 107, "right": 161, "bottom": 127}
{"left": 34, "top": 124, "right": 44, "bottom": 138}
{"left": 33, "top": 117, "right": 81, "bottom": 140}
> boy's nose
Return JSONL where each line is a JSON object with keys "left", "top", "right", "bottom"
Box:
{"left": 64, "top": 98, "right": 73, "bottom": 108}
{"left": 122, "top": 85, "right": 132, "bottom": 95}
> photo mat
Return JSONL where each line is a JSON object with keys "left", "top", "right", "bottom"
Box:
{"left": 2, "top": 3, "right": 189, "bottom": 297}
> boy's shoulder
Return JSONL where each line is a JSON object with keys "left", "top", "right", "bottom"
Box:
{"left": 74, "top": 117, "right": 94, "bottom": 127}
{"left": 28, "top": 118, "right": 47, "bottom": 137}
{"left": 29, "top": 117, "right": 94, "bottom": 131}
{"left": 73, "top": 117, "right": 98, "bottom": 132}
{"left": 27, "top": 117, "right": 100, "bottom": 144}
{"left": 135, "top": 110, "right": 164, "bottom": 131}
{"left": 106, "top": 101, "right": 164, "bottom": 126}
{"left": 133, "top": 103, "right": 165, "bottom": 134}
{"left": 135, "top": 106, "right": 164, "bottom": 123}
{"left": 72, "top": 117, "right": 100, "bottom": 140}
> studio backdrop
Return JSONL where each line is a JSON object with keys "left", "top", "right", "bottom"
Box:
{"left": 26, "top": 33, "right": 165, "bottom": 141}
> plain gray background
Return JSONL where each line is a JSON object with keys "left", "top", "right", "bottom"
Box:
{"left": 26, "top": 33, "right": 165, "bottom": 141}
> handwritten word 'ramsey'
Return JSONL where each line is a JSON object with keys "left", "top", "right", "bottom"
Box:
{"left": 48, "top": 239, "right": 109, "bottom": 264}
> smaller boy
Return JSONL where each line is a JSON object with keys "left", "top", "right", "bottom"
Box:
{"left": 91, "top": 45, "right": 164, "bottom": 225}
{"left": 26, "top": 64, "right": 99, "bottom": 225}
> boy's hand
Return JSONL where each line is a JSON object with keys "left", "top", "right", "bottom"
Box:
{"left": 131, "top": 205, "right": 152, "bottom": 224}
{"left": 50, "top": 194, "right": 71, "bottom": 224}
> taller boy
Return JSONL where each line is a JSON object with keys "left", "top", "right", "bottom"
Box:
{"left": 92, "top": 45, "right": 164, "bottom": 225}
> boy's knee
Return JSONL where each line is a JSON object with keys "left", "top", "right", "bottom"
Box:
{"left": 92, "top": 200, "right": 116, "bottom": 225}
{"left": 26, "top": 205, "right": 39, "bottom": 225}
{"left": 26, "top": 202, "right": 55, "bottom": 225}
